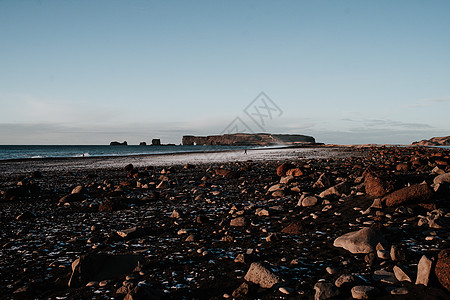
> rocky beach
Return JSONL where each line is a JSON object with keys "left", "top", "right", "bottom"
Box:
{"left": 1, "top": 145, "right": 449, "bottom": 300}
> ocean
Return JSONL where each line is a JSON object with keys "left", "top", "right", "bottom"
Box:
{"left": 0, "top": 145, "right": 249, "bottom": 161}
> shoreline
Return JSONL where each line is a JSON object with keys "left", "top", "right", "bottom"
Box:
{"left": 0, "top": 145, "right": 353, "bottom": 175}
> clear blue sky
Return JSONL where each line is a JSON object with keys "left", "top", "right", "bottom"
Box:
{"left": 1, "top": 0, "right": 449, "bottom": 144}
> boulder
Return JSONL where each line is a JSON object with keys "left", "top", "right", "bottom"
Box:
{"left": 68, "top": 253, "right": 144, "bottom": 287}
{"left": 277, "top": 163, "right": 294, "bottom": 177}
{"left": 382, "top": 184, "right": 433, "bottom": 207}
{"left": 314, "top": 281, "right": 339, "bottom": 300}
{"left": 333, "top": 227, "right": 383, "bottom": 254}
{"left": 364, "top": 171, "right": 393, "bottom": 197}
{"left": 244, "top": 262, "right": 281, "bottom": 288}
{"left": 435, "top": 248, "right": 450, "bottom": 291}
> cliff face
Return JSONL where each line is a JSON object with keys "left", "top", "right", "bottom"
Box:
{"left": 182, "top": 133, "right": 316, "bottom": 146}
{"left": 412, "top": 136, "right": 450, "bottom": 146}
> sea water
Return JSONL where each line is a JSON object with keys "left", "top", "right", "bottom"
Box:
{"left": 0, "top": 145, "right": 249, "bottom": 161}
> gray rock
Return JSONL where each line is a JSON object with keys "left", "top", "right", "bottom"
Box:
{"left": 333, "top": 227, "right": 383, "bottom": 254}
{"left": 351, "top": 285, "right": 379, "bottom": 299}
{"left": 244, "top": 262, "right": 281, "bottom": 288}
{"left": 415, "top": 255, "right": 433, "bottom": 286}
{"left": 314, "top": 281, "right": 339, "bottom": 300}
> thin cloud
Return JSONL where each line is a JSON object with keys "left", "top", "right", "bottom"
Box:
{"left": 406, "top": 96, "right": 450, "bottom": 108}
{"left": 343, "top": 118, "right": 433, "bottom": 129}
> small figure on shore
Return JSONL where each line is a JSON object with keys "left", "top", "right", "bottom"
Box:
{"left": 244, "top": 148, "right": 247, "bottom": 155}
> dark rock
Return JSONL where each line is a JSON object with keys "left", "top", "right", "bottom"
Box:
{"left": 110, "top": 141, "right": 127, "bottom": 146}
{"left": 435, "top": 248, "right": 450, "bottom": 291}
{"left": 314, "top": 281, "right": 339, "bottom": 300}
{"left": 68, "top": 253, "right": 144, "bottom": 287}
{"left": 281, "top": 221, "right": 304, "bottom": 234}
{"left": 124, "top": 164, "right": 134, "bottom": 172}
{"left": 99, "top": 198, "right": 127, "bottom": 212}
{"left": 277, "top": 163, "right": 294, "bottom": 177}
{"left": 364, "top": 169, "right": 394, "bottom": 197}
{"left": 382, "top": 184, "right": 433, "bottom": 207}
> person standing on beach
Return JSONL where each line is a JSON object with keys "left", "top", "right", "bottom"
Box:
{"left": 244, "top": 148, "right": 247, "bottom": 154}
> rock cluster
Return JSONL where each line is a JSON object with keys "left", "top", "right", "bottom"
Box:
{"left": 0, "top": 145, "right": 449, "bottom": 299}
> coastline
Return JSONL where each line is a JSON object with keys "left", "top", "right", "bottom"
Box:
{"left": 0, "top": 145, "right": 352, "bottom": 175}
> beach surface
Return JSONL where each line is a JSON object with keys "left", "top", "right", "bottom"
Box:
{"left": 0, "top": 146, "right": 349, "bottom": 174}
{"left": 1, "top": 145, "right": 449, "bottom": 299}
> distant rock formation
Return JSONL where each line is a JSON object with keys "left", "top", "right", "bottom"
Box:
{"left": 139, "top": 142, "right": 147, "bottom": 146}
{"left": 412, "top": 136, "right": 450, "bottom": 146}
{"left": 182, "top": 133, "right": 316, "bottom": 146}
{"left": 110, "top": 141, "right": 128, "bottom": 146}
{"left": 152, "top": 139, "right": 161, "bottom": 146}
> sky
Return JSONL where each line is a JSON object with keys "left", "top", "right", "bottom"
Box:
{"left": 1, "top": 0, "right": 449, "bottom": 145}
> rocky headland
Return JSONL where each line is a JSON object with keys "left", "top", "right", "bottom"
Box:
{"left": 182, "top": 133, "right": 316, "bottom": 146}
{"left": 0, "top": 145, "right": 449, "bottom": 299}
{"left": 412, "top": 136, "right": 450, "bottom": 146}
